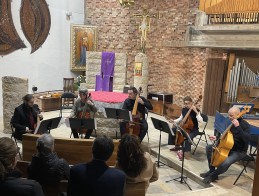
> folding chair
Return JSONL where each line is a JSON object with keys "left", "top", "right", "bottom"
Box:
{"left": 233, "top": 135, "right": 258, "bottom": 185}
{"left": 192, "top": 113, "right": 209, "bottom": 155}
{"left": 10, "top": 122, "right": 22, "bottom": 159}
{"left": 60, "top": 92, "right": 77, "bottom": 117}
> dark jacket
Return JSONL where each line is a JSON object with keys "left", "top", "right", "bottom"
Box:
{"left": 0, "top": 170, "right": 44, "bottom": 196}
{"left": 122, "top": 96, "right": 153, "bottom": 119}
{"left": 28, "top": 152, "right": 70, "bottom": 186}
{"left": 230, "top": 118, "right": 250, "bottom": 153}
{"left": 181, "top": 107, "right": 199, "bottom": 130}
{"left": 68, "top": 159, "right": 126, "bottom": 196}
{"left": 11, "top": 103, "right": 41, "bottom": 140}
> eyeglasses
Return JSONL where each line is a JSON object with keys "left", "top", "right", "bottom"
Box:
{"left": 184, "top": 102, "right": 191, "bottom": 105}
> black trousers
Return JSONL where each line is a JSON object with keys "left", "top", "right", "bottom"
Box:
{"left": 120, "top": 119, "right": 148, "bottom": 141}
{"left": 206, "top": 144, "right": 246, "bottom": 177}
{"left": 71, "top": 129, "right": 93, "bottom": 139}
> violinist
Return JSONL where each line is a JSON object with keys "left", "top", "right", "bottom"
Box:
{"left": 120, "top": 86, "right": 153, "bottom": 141}
{"left": 69, "top": 88, "right": 97, "bottom": 139}
{"left": 11, "top": 94, "right": 43, "bottom": 140}
{"left": 200, "top": 107, "right": 250, "bottom": 184}
{"left": 168, "top": 96, "right": 203, "bottom": 160}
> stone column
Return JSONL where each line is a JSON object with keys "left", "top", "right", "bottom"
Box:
{"left": 2, "top": 76, "right": 28, "bottom": 134}
{"left": 134, "top": 52, "right": 149, "bottom": 98}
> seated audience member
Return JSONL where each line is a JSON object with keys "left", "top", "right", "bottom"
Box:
{"left": 116, "top": 134, "right": 159, "bottom": 192}
{"left": 0, "top": 137, "right": 44, "bottom": 196}
{"left": 68, "top": 136, "right": 125, "bottom": 196}
{"left": 11, "top": 94, "right": 43, "bottom": 140}
{"left": 28, "top": 134, "right": 70, "bottom": 186}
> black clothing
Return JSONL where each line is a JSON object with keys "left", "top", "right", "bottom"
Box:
{"left": 122, "top": 96, "right": 153, "bottom": 118}
{"left": 0, "top": 170, "right": 44, "bottom": 196}
{"left": 11, "top": 103, "right": 41, "bottom": 140}
{"left": 181, "top": 107, "right": 199, "bottom": 130}
{"left": 68, "top": 159, "right": 126, "bottom": 196}
{"left": 28, "top": 152, "right": 70, "bottom": 186}
{"left": 120, "top": 96, "right": 153, "bottom": 141}
{"left": 230, "top": 118, "right": 250, "bottom": 152}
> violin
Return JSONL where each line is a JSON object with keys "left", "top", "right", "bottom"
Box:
{"left": 125, "top": 87, "right": 143, "bottom": 136}
{"left": 211, "top": 106, "right": 250, "bottom": 167}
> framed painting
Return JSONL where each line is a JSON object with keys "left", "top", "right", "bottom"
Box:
{"left": 70, "top": 24, "right": 98, "bottom": 71}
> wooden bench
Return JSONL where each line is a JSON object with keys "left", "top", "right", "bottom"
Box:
{"left": 22, "top": 134, "right": 119, "bottom": 166}
{"left": 125, "top": 182, "right": 146, "bottom": 196}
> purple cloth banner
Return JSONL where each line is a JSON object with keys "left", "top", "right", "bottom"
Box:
{"left": 101, "top": 52, "right": 115, "bottom": 76}
{"left": 95, "top": 75, "right": 113, "bottom": 92}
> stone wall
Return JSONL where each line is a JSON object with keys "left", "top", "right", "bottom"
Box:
{"left": 2, "top": 76, "right": 28, "bottom": 133}
{"left": 84, "top": 0, "right": 224, "bottom": 106}
{"left": 85, "top": 52, "right": 127, "bottom": 91}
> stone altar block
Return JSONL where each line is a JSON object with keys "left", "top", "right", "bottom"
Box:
{"left": 2, "top": 76, "right": 28, "bottom": 134}
{"left": 89, "top": 91, "right": 128, "bottom": 138}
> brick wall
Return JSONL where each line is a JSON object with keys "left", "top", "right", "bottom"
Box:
{"left": 85, "top": 0, "right": 224, "bottom": 105}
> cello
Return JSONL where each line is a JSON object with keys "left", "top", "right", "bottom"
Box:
{"left": 125, "top": 87, "right": 143, "bottom": 136}
{"left": 211, "top": 106, "right": 250, "bottom": 167}
{"left": 174, "top": 95, "right": 202, "bottom": 146}
{"left": 77, "top": 93, "right": 92, "bottom": 134}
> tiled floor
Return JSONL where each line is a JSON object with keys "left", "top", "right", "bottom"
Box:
{"left": 0, "top": 110, "right": 254, "bottom": 195}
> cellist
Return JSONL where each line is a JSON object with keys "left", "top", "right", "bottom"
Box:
{"left": 200, "top": 106, "right": 250, "bottom": 184}
{"left": 69, "top": 88, "right": 97, "bottom": 139}
{"left": 168, "top": 96, "right": 203, "bottom": 160}
{"left": 120, "top": 86, "right": 153, "bottom": 142}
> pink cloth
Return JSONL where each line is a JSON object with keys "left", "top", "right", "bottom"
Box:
{"left": 90, "top": 91, "right": 128, "bottom": 103}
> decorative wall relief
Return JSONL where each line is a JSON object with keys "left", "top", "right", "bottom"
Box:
{"left": 20, "top": 0, "right": 51, "bottom": 53}
{"left": 0, "top": 0, "right": 26, "bottom": 55}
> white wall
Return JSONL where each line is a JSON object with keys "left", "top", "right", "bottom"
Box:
{"left": 0, "top": 0, "right": 84, "bottom": 117}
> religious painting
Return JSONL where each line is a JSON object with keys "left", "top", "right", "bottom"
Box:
{"left": 134, "top": 62, "right": 142, "bottom": 76}
{"left": 70, "top": 25, "right": 98, "bottom": 71}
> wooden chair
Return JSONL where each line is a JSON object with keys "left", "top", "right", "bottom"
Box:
{"left": 22, "top": 134, "right": 118, "bottom": 166}
{"left": 125, "top": 182, "right": 146, "bottom": 196}
{"left": 16, "top": 160, "right": 30, "bottom": 178}
{"left": 63, "top": 78, "right": 75, "bottom": 106}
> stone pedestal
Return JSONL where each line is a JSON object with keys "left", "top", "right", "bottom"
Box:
{"left": 2, "top": 76, "right": 28, "bottom": 134}
{"left": 134, "top": 53, "right": 149, "bottom": 98}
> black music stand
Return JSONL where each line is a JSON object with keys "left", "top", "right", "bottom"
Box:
{"left": 34, "top": 117, "right": 62, "bottom": 134}
{"left": 151, "top": 117, "right": 171, "bottom": 168}
{"left": 69, "top": 118, "right": 96, "bottom": 137}
{"left": 105, "top": 108, "right": 132, "bottom": 139}
{"left": 165, "top": 123, "right": 195, "bottom": 191}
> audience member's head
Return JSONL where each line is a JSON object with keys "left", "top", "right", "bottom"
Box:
{"left": 36, "top": 134, "right": 54, "bottom": 156}
{"left": 23, "top": 94, "right": 34, "bottom": 107}
{"left": 117, "top": 134, "right": 147, "bottom": 177}
{"left": 0, "top": 137, "right": 18, "bottom": 180}
{"left": 92, "top": 135, "right": 114, "bottom": 161}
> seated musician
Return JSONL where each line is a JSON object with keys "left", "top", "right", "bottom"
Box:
{"left": 69, "top": 88, "right": 97, "bottom": 139}
{"left": 200, "top": 106, "right": 250, "bottom": 184}
{"left": 120, "top": 86, "right": 153, "bottom": 141}
{"left": 11, "top": 94, "right": 43, "bottom": 140}
{"left": 168, "top": 96, "right": 203, "bottom": 159}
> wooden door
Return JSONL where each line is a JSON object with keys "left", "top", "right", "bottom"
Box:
{"left": 202, "top": 59, "right": 227, "bottom": 116}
